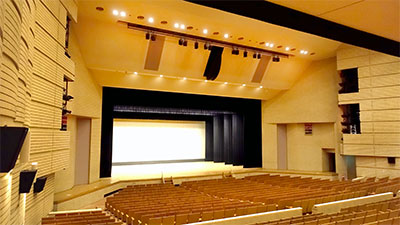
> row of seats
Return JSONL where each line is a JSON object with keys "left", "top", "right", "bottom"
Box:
{"left": 255, "top": 198, "right": 400, "bottom": 225}
{"left": 106, "top": 175, "right": 400, "bottom": 225}
{"left": 41, "top": 210, "right": 121, "bottom": 225}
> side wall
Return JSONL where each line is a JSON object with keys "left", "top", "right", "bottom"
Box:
{"left": 54, "top": 23, "right": 102, "bottom": 193}
{"left": 262, "top": 57, "right": 343, "bottom": 175}
{"left": 337, "top": 45, "right": 400, "bottom": 178}
{"left": 0, "top": 0, "right": 76, "bottom": 224}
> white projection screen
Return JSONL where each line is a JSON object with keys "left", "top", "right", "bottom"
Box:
{"left": 112, "top": 119, "right": 205, "bottom": 164}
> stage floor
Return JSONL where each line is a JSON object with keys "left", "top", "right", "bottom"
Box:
{"left": 111, "top": 161, "right": 250, "bottom": 180}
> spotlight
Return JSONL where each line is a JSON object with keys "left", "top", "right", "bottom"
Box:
{"left": 242, "top": 84, "right": 246, "bottom": 87}
{"left": 232, "top": 49, "right": 235, "bottom": 55}
{"left": 174, "top": 23, "right": 179, "bottom": 28}
{"left": 112, "top": 10, "right": 119, "bottom": 16}
{"left": 269, "top": 43, "right": 274, "bottom": 47}
{"left": 257, "top": 53, "right": 261, "bottom": 59}
{"left": 148, "top": 17, "right": 154, "bottom": 23}
{"left": 260, "top": 86, "right": 263, "bottom": 88}
{"left": 208, "top": 44, "right": 212, "bottom": 50}
{"left": 145, "top": 32, "right": 150, "bottom": 40}
{"left": 183, "top": 40, "right": 187, "bottom": 46}
{"left": 203, "top": 29, "right": 208, "bottom": 34}
{"left": 204, "top": 43, "right": 208, "bottom": 50}
{"left": 150, "top": 34, "right": 156, "bottom": 41}
{"left": 243, "top": 50, "right": 248, "bottom": 58}
{"left": 224, "top": 33, "right": 229, "bottom": 38}
{"left": 134, "top": 72, "right": 138, "bottom": 75}
{"left": 120, "top": 11, "right": 126, "bottom": 17}
{"left": 180, "top": 24, "right": 185, "bottom": 29}
{"left": 183, "top": 77, "right": 187, "bottom": 80}
{"left": 194, "top": 41, "right": 199, "bottom": 49}
{"left": 179, "top": 38, "right": 183, "bottom": 45}
{"left": 253, "top": 53, "right": 257, "bottom": 58}
{"left": 272, "top": 55, "right": 280, "bottom": 62}
{"left": 205, "top": 80, "right": 208, "bottom": 82}
{"left": 285, "top": 47, "right": 290, "bottom": 51}
{"left": 224, "top": 82, "right": 228, "bottom": 84}
{"left": 160, "top": 75, "right": 163, "bottom": 77}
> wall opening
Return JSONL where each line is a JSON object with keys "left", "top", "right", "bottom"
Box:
{"left": 277, "top": 124, "right": 287, "bottom": 170}
{"left": 328, "top": 152, "right": 336, "bottom": 172}
{"left": 75, "top": 118, "right": 91, "bottom": 185}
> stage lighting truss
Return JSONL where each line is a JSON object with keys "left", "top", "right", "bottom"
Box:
{"left": 126, "top": 21, "right": 290, "bottom": 60}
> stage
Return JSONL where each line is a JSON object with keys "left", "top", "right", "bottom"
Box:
{"left": 111, "top": 161, "right": 251, "bottom": 180}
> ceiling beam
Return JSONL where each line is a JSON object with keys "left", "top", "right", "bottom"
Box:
{"left": 185, "top": 0, "right": 400, "bottom": 57}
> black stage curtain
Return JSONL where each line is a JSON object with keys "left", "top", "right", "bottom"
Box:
{"left": 100, "top": 87, "right": 261, "bottom": 178}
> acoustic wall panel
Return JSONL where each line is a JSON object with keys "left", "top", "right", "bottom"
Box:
{"left": 337, "top": 45, "right": 400, "bottom": 178}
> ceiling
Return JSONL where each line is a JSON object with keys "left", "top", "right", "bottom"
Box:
{"left": 74, "top": 0, "right": 352, "bottom": 100}
{"left": 269, "top": 0, "right": 400, "bottom": 42}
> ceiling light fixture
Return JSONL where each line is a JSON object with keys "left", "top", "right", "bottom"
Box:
{"left": 174, "top": 23, "right": 179, "bottom": 28}
{"left": 134, "top": 72, "right": 138, "bottom": 75}
{"left": 257, "top": 53, "right": 261, "bottom": 59}
{"left": 272, "top": 55, "right": 280, "bottom": 62}
{"left": 243, "top": 50, "right": 248, "bottom": 58}
{"left": 203, "top": 29, "right": 208, "bottom": 34}
{"left": 259, "top": 86, "right": 263, "bottom": 88}
{"left": 224, "top": 33, "right": 229, "bottom": 38}
{"left": 224, "top": 82, "right": 228, "bottom": 84}
{"left": 205, "top": 80, "right": 208, "bottom": 82}
{"left": 253, "top": 53, "right": 257, "bottom": 58}
{"left": 160, "top": 74, "right": 163, "bottom": 77}
{"left": 300, "top": 50, "right": 305, "bottom": 54}
{"left": 182, "top": 39, "right": 188, "bottom": 46}
{"left": 150, "top": 34, "right": 156, "bottom": 41}
{"left": 120, "top": 11, "right": 126, "bottom": 17}
{"left": 180, "top": 24, "right": 185, "bottom": 29}
{"left": 112, "top": 9, "right": 119, "bottom": 16}
{"left": 145, "top": 32, "right": 150, "bottom": 40}
{"left": 194, "top": 41, "right": 199, "bottom": 49}
{"left": 183, "top": 77, "right": 187, "bottom": 80}
{"left": 148, "top": 17, "right": 154, "bottom": 23}
{"left": 269, "top": 43, "right": 274, "bottom": 47}
{"left": 285, "top": 47, "right": 290, "bottom": 51}
{"left": 242, "top": 84, "right": 246, "bottom": 87}
{"left": 265, "top": 43, "right": 270, "bottom": 47}
{"left": 178, "top": 38, "right": 183, "bottom": 45}
{"left": 304, "top": 51, "right": 308, "bottom": 54}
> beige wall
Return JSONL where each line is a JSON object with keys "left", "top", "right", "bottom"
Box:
{"left": 286, "top": 123, "right": 335, "bottom": 172}
{"left": 55, "top": 23, "right": 102, "bottom": 192}
{"left": 262, "top": 57, "right": 341, "bottom": 174}
{"left": 337, "top": 45, "right": 400, "bottom": 178}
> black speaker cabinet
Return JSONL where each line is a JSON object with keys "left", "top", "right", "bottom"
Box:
{"left": 388, "top": 157, "right": 396, "bottom": 164}
{"left": 33, "top": 176, "right": 47, "bottom": 193}
{"left": 204, "top": 46, "right": 224, "bottom": 80}
{"left": 19, "top": 170, "right": 37, "bottom": 193}
{"left": 0, "top": 127, "right": 28, "bottom": 173}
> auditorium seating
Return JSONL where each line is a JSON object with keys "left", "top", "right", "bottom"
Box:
{"left": 104, "top": 175, "right": 400, "bottom": 225}
{"left": 254, "top": 197, "right": 400, "bottom": 224}
{"left": 41, "top": 210, "right": 121, "bottom": 225}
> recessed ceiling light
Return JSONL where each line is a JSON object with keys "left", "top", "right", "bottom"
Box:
{"left": 265, "top": 43, "right": 270, "bottom": 47}
{"left": 300, "top": 50, "right": 305, "bottom": 54}
{"left": 183, "top": 77, "right": 187, "bottom": 80}
{"left": 174, "top": 23, "right": 179, "bottom": 28}
{"left": 112, "top": 9, "right": 119, "bottom": 16}
{"left": 285, "top": 47, "right": 290, "bottom": 51}
{"left": 242, "top": 84, "right": 246, "bottom": 87}
{"left": 224, "top": 33, "right": 229, "bottom": 38}
{"left": 120, "top": 11, "right": 126, "bottom": 17}
{"left": 134, "top": 72, "right": 138, "bottom": 75}
{"left": 224, "top": 82, "right": 228, "bottom": 84}
{"left": 180, "top": 24, "right": 185, "bottom": 29}
{"left": 269, "top": 43, "right": 274, "bottom": 47}
{"left": 205, "top": 80, "right": 208, "bottom": 82}
{"left": 160, "top": 74, "right": 163, "bottom": 77}
{"left": 304, "top": 51, "right": 308, "bottom": 54}
{"left": 259, "top": 86, "right": 263, "bottom": 88}
{"left": 203, "top": 29, "right": 208, "bottom": 34}
{"left": 148, "top": 17, "right": 154, "bottom": 23}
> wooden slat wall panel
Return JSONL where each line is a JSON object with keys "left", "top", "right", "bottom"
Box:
{"left": 0, "top": 0, "right": 74, "bottom": 223}
{"left": 337, "top": 46, "right": 400, "bottom": 178}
